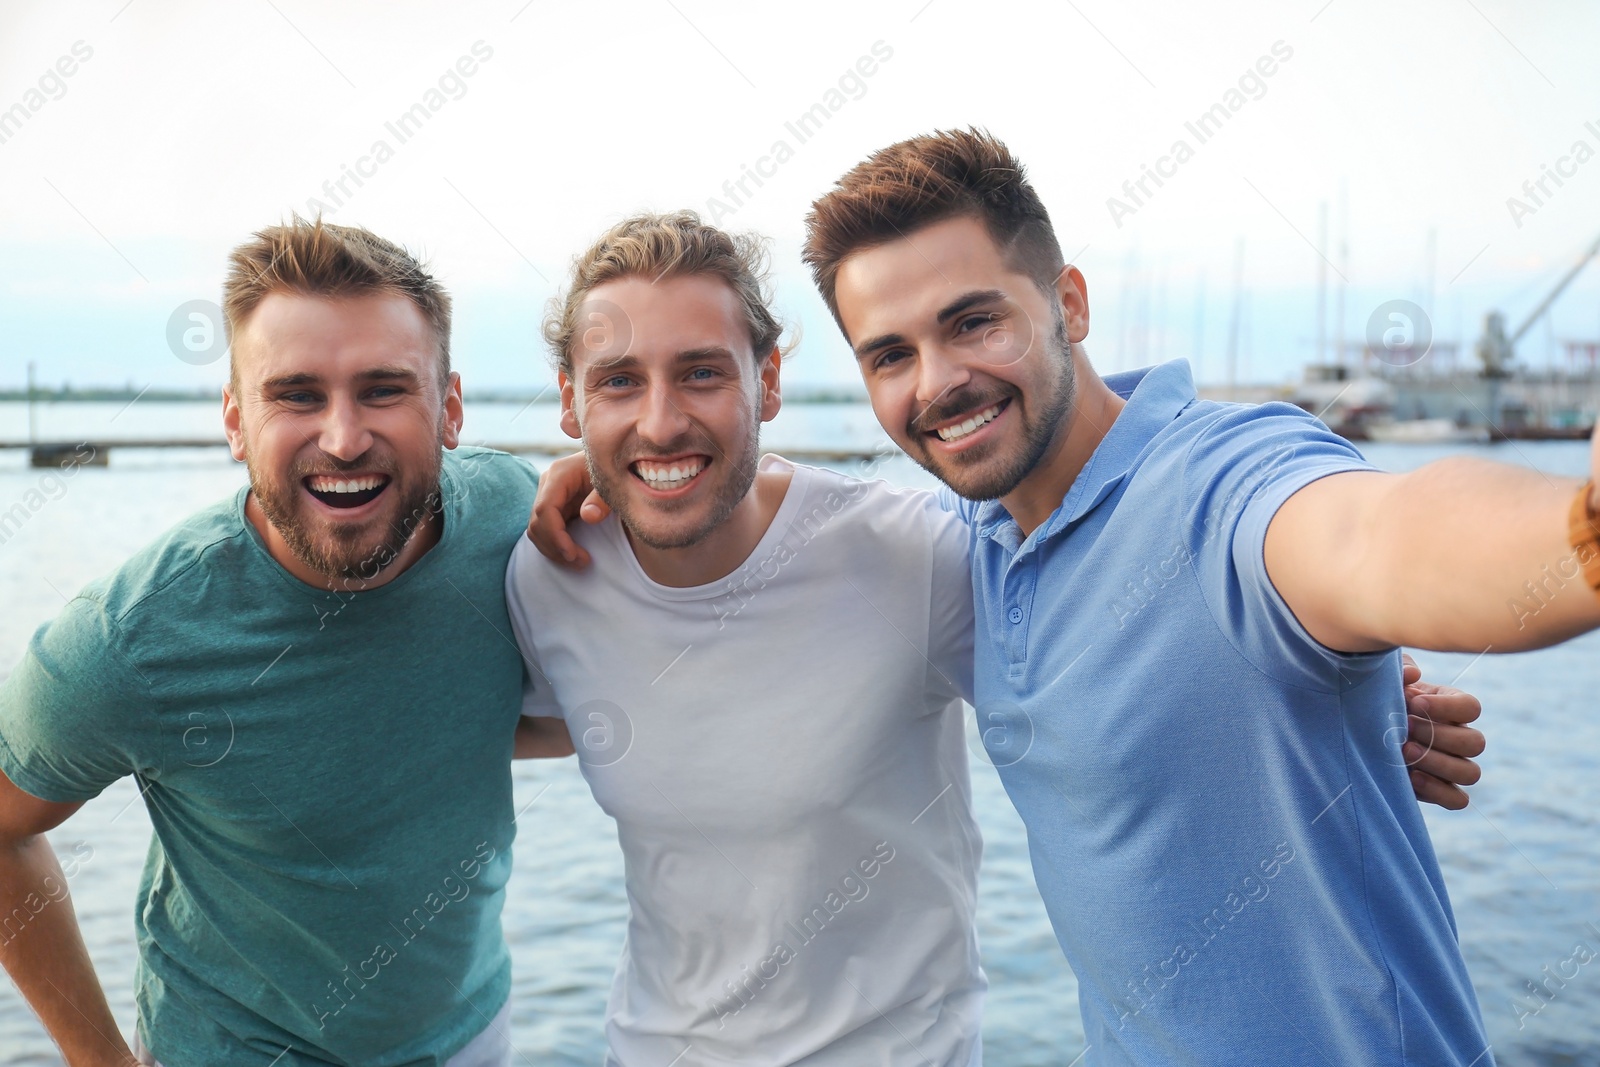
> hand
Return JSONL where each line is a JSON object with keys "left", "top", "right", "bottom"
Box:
{"left": 527, "top": 452, "right": 610, "bottom": 568}
{"left": 1401, "top": 653, "right": 1485, "bottom": 811}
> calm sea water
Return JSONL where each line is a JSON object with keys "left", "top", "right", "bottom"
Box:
{"left": 0, "top": 400, "right": 1596, "bottom": 1066}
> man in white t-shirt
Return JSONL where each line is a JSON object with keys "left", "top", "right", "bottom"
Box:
{"left": 505, "top": 211, "right": 986, "bottom": 1066}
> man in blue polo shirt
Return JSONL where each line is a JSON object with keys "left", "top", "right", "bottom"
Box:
{"left": 798, "top": 129, "right": 1600, "bottom": 1064}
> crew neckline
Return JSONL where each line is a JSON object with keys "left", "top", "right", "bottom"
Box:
{"left": 605, "top": 453, "right": 812, "bottom": 603}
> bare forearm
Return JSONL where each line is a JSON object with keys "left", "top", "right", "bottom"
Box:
{"left": 0, "top": 837, "right": 132, "bottom": 1067}
{"left": 513, "top": 716, "right": 575, "bottom": 759}
{"left": 1275, "top": 458, "right": 1600, "bottom": 653}
{"left": 1358, "top": 458, "right": 1599, "bottom": 651}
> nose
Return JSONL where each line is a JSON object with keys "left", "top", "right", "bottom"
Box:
{"left": 636, "top": 382, "right": 693, "bottom": 447}
{"left": 916, "top": 342, "right": 973, "bottom": 416}
{"left": 316, "top": 392, "right": 375, "bottom": 462}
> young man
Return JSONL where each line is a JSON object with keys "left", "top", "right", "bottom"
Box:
{"left": 506, "top": 211, "right": 987, "bottom": 1066}
{"left": 791, "top": 129, "right": 1600, "bottom": 1064}
{"left": 524, "top": 215, "right": 1489, "bottom": 1065}
{"left": 0, "top": 220, "right": 570, "bottom": 1067}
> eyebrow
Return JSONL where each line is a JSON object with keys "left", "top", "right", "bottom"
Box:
{"left": 582, "top": 346, "right": 740, "bottom": 376}
{"left": 259, "top": 365, "right": 422, "bottom": 391}
{"left": 852, "top": 289, "right": 1008, "bottom": 361}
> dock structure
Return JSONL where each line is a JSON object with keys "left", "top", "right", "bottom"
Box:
{"left": 1, "top": 439, "right": 899, "bottom": 468}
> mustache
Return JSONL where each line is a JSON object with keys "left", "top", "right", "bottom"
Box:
{"left": 909, "top": 385, "right": 1014, "bottom": 435}
{"left": 290, "top": 454, "right": 399, "bottom": 479}
{"left": 617, "top": 434, "right": 717, "bottom": 466}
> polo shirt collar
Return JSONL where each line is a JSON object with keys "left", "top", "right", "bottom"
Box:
{"left": 972, "top": 359, "right": 1198, "bottom": 548}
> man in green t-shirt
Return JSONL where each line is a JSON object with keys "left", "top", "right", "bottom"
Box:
{"left": 0, "top": 219, "right": 570, "bottom": 1067}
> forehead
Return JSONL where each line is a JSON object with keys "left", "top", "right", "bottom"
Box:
{"left": 232, "top": 290, "right": 439, "bottom": 384}
{"left": 574, "top": 273, "right": 751, "bottom": 368}
{"left": 833, "top": 215, "right": 1030, "bottom": 340}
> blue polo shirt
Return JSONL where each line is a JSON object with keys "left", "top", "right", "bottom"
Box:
{"left": 952, "top": 361, "right": 1492, "bottom": 1065}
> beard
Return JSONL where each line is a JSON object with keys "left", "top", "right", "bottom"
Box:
{"left": 586, "top": 410, "right": 761, "bottom": 552}
{"left": 905, "top": 313, "right": 1076, "bottom": 501}
{"left": 246, "top": 443, "right": 444, "bottom": 584}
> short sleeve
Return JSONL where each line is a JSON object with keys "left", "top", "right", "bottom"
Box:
{"left": 923, "top": 494, "right": 976, "bottom": 704}
{"left": 1184, "top": 403, "right": 1390, "bottom": 691}
{"left": 0, "top": 596, "right": 154, "bottom": 802}
{"left": 936, "top": 484, "right": 980, "bottom": 526}
{"left": 503, "top": 538, "right": 563, "bottom": 720}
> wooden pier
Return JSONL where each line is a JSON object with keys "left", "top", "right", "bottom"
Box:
{"left": 1, "top": 439, "right": 899, "bottom": 468}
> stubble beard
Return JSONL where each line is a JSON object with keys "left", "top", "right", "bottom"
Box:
{"left": 246, "top": 443, "right": 444, "bottom": 584}
{"left": 586, "top": 411, "right": 762, "bottom": 552}
{"left": 909, "top": 316, "right": 1077, "bottom": 501}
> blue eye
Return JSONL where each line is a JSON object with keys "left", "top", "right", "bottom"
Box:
{"left": 605, "top": 376, "right": 632, "bottom": 389}
{"left": 689, "top": 367, "right": 715, "bottom": 380}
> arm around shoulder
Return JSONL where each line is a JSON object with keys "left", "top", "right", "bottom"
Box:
{"left": 514, "top": 716, "right": 574, "bottom": 759}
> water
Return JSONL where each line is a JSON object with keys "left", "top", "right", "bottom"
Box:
{"left": 0, "top": 401, "right": 1597, "bottom": 1065}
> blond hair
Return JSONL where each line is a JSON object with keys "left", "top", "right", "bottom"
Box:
{"left": 223, "top": 216, "right": 452, "bottom": 389}
{"left": 544, "top": 210, "right": 783, "bottom": 375}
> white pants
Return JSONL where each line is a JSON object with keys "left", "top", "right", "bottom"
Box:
{"left": 131, "top": 1000, "right": 513, "bottom": 1067}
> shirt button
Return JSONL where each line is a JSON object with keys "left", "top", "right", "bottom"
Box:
{"left": 1008, "top": 606, "right": 1024, "bottom": 624}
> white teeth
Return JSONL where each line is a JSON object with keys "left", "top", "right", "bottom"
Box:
{"left": 633, "top": 459, "right": 704, "bottom": 489}
{"left": 937, "top": 404, "right": 1003, "bottom": 442}
{"left": 308, "top": 475, "right": 385, "bottom": 493}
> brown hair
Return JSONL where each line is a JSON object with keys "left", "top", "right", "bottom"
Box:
{"left": 802, "top": 128, "right": 1065, "bottom": 327}
{"left": 544, "top": 210, "right": 783, "bottom": 376}
{"left": 223, "top": 216, "right": 452, "bottom": 390}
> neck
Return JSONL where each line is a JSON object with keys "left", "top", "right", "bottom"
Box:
{"left": 999, "top": 345, "right": 1126, "bottom": 538}
{"left": 627, "top": 465, "right": 793, "bottom": 587}
{"left": 245, "top": 492, "right": 442, "bottom": 593}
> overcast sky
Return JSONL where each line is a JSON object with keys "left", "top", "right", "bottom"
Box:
{"left": 2, "top": 0, "right": 1598, "bottom": 391}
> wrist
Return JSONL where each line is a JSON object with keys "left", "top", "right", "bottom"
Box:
{"left": 1570, "top": 480, "right": 1600, "bottom": 595}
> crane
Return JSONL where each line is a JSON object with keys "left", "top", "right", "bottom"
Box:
{"left": 1476, "top": 232, "right": 1600, "bottom": 379}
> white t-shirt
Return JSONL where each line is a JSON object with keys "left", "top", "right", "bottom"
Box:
{"left": 505, "top": 456, "right": 985, "bottom": 1067}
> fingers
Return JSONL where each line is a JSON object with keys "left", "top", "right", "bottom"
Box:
{"left": 578, "top": 488, "right": 611, "bottom": 524}
{"left": 1401, "top": 652, "right": 1421, "bottom": 687}
{"left": 528, "top": 500, "right": 591, "bottom": 568}
{"left": 527, "top": 452, "right": 597, "bottom": 568}
{"left": 1406, "top": 714, "right": 1486, "bottom": 761}
{"left": 1405, "top": 687, "right": 1482, "bottom": 727}
{"left": 1404, "top": 736, "right": 1483, "bottom": 788}
{"left": 1409, "top": 769, "right": 1470, "bottom": 811}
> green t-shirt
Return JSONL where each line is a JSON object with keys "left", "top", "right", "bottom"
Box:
{"left": 0, "top": 447, "right": 540, "bottom": 1067}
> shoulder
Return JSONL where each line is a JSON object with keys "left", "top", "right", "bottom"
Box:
{"left": 782, "top": 459, "right": 955, "bottom": 540}
{"left": 446, "top": 446, "right": 540, "bottom": 496}
{"left": 1178, "top": 399, "right": 1367, "bottom": 474}
{"left": 91, "top": 492, "right": 253, "bottom": 628}
{"left": 443, "top": 446, "right": 541, "bottom": 531}
{"left": 1163, "top": 400, "right": 1373, "bottom": 519}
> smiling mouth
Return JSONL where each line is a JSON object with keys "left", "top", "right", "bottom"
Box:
{"left": 303, "top": 473, "right": 392, "bottom": 509}
{"left": 630, "top": 456, "right": 710, "bottom": 492}
{"left": 928, "top": 398, "right": 1009, "bottom": 444}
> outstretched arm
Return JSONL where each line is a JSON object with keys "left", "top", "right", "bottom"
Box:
{"left": 0, "top": 771, "right": 135, "bottom": 1066}
{"left": 1266, "top": 432, "right": 1600, "bottom": 653}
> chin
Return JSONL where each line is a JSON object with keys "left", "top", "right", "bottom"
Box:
{"left": 917, "top": 446, "right": 1030, "bottom": 502}
{"left": 623, "top": 513, "right": 715, "bottom": 551}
